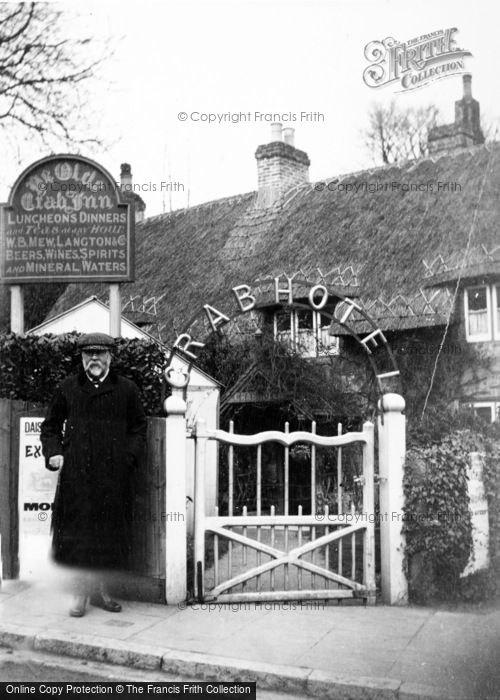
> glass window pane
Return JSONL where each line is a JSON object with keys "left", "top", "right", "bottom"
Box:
{"left": 275, "top": 310, "right": 291, "bottom": 332}
{"left": 475, "top": 406, "right": 493, "bottom": 423}
{"left": 296, "top": 309, "right": 313, "bottom": 330}
{"left": 469, "top": 311, "right": 488, "bottom": 336}
{"left": 467, "top": 287, "right": 487, "bottom": 312}
{"left": 318, "top": 311, "right": 331, "bottom": 330}
{"left": 467, "top": 287, "right": 488, "bottom": 336}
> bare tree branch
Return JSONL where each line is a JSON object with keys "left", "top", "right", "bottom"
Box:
{"left": 481, "top": 114, "right": 500, "bottom": 143}
{"left": 0, "top": 2, "right": 33, "bottom": 46}
{"left": 363, "top": 101, "right": 440, "bottom": 165}
{"left": 0, "top": 2, "right": 111, "bottom": 148}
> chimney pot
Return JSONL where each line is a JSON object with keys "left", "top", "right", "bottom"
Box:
{"left": 120, "top": 162, "right": 132, "bottom": 188}
{"left": 283, "top": 128, "right": 295, "bottom": 146}
{"left": 119, "top": 163, "right": 146, "bottom": 223}
{"left": 271, "top": 123, "right": 283, "bottom": 142}
{"left": 463, "top": 73, "right": 472, "bottom": 99}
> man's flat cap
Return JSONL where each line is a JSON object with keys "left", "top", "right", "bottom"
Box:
{"left": 77, "top": 333, "right": 115, "bottom": 351}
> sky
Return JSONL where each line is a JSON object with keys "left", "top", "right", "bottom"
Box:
{"left": 1, "top": 0, "right": 499, "bottom": 216}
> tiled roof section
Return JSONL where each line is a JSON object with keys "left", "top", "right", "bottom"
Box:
{"left": 46, "top": 142, "right": 500, "bottom": 343}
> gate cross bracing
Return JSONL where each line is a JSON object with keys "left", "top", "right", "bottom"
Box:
{"left": 192, "top": 419, "right": 376, "bottom": 605}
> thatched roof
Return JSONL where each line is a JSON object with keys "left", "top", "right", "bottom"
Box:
{"left": 46, "top": 142, "right": 500, "bottom": 343}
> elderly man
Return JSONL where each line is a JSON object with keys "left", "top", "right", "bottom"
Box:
{"left": 40, "top": 333, "right": 147, "bottom": 617}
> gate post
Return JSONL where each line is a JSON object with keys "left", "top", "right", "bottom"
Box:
{"left": 194, "top": 418, "right": 208, "bottom": 602}
{"left": 378, "top": 393, "right": 408, "bottom": 605}
{"left": 362, "top": 421, "right": 376, "bottom": 604}
{"left": 164, "top": 370, "right": 188, "bottom": 605}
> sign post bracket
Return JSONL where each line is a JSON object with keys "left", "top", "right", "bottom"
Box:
{"left": 109, "top": 283, "right": 121, "bottom": 337}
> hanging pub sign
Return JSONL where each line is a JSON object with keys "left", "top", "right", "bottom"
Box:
{"left": 0, "top": 154, "right": 134, "bottom": 283}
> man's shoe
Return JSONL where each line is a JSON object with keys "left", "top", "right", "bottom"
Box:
{"left": 69, "top": 595, "right": 87, "bottom": 617}
{"left": 89, "top": 591, "right": 122, "bottom": 613}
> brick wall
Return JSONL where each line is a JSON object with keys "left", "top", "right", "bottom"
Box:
{"left": 428, "top": 125, "right": 474, "bottom": 154}
{"left": 255, "top": 141, "right": 310, "bottom": 207}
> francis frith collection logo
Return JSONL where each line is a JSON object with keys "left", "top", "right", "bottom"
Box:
{"left": 363, "top": 28, "right": 472, "bottom": 91}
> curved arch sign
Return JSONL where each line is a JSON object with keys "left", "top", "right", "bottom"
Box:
{"left": 166, "top": 275, "right": 401, "bottom": 397}
{"left": 0, "top": 154, "right": 134, "bottom": 283}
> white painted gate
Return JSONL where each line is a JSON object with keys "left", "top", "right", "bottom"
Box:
{"left": 192, "top": 419, "right": 376, "bottom": 604}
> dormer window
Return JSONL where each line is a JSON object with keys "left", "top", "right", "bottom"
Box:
{"left": 464, "top": 401, "right": 500, "bottom": 423}
{"left": 464, "top": 285, "right": 500, "bottom": 342}
{"left": 273, "top": 307, "right": 338, "bottom": 357}
{"left": 493, "top": 285, "right": 500, "bottom": 338}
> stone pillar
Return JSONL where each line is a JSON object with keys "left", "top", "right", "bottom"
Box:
{"left": 378, "top": 393, "right": 408, "bottom": 605}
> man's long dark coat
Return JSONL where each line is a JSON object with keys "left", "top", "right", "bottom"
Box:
{"left": 40, "top": 369, "right": 147, "bottom": 571}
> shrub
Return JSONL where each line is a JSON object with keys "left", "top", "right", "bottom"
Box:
{"left": 404, "top": 427, "right": 500, "bottom": 604}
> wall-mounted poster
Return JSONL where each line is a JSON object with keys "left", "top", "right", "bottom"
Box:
{"left": 18, "top": 416, "right": 58, "bottom": 577}
{"left": 461, "top": 451, "right": 490, "bottom": 577}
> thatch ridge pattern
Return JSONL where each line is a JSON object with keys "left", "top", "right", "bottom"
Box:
{"left": 423, "top": 244, "right": 500, "bottom": 279}
{"left": 44, "top": 142, "right": 500, "bottom": 342}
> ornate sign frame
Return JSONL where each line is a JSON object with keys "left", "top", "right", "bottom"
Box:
{"left": 0, "top": 154, "right": 134, "bottom": 284}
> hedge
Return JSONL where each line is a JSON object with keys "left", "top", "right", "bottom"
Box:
{"left": 0, "top": 332, "right": 168, "bottom": 416}
{"left": 3, "top": 332, "right": 500, "bottom": 604}
{"left": 404, "top": 427, "right": 500, "bottom": 604}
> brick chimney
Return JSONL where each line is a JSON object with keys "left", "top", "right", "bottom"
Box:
{"left": 120, "top": 163, "right": 133, "bottom": 188}
{"left": 255, "top": 124, "right": 310, "bottom": 207}
{"left": 454, "top": 74, "right": 484, "bottom": 145}
{"left": 428, "top": 74, "right": 484, "bottom": 155}
{"left": 120, "top": 163, "right": 146, "bottom": 223}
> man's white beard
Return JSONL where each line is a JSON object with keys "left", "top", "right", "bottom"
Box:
{"left": 86, "top": 362, "right": 107, "bottom": 379}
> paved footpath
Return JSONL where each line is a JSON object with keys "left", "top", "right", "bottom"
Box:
{"left": 0, "top": 568, "right": 499, "bottom": 700}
